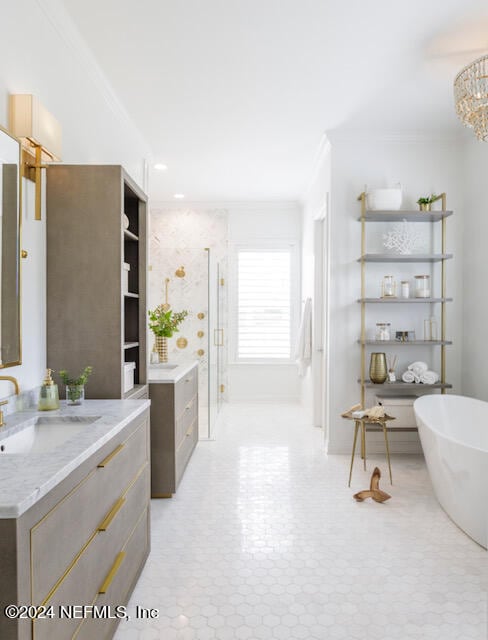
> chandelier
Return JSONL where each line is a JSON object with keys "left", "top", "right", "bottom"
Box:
{"left": 454, "top": 54, "right": 488, "bottom": 141}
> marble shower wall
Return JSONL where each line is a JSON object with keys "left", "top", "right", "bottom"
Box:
{"left": 149, "top": 207, "right": 229, "bottom": 420}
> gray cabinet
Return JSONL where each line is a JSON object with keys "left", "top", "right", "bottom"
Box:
{"left": 0, "top": 409, "right": 151, "bottom": 640}
{"left": 150, "top": 364, "right": 199, "bottom": 497}
{"left": 46, "top": 165, "right": 148, "bottom": 399}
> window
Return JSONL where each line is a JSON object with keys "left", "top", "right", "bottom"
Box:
{"left": 234, "top": 246, "right": 297, "bottom": 361}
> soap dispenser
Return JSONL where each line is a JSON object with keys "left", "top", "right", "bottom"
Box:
{"left": 38, "top": 368, "right": 60, "bottom": 411}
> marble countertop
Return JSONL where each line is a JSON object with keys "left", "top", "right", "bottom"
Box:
{"left": 0, "top": 399, "right": 150, "bottom": 519}
{"left": 148, "top": 360, "right": 199, "bottom": 384}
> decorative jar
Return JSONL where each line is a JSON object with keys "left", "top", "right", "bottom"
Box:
{"left": 401, "top": 281, "right": 410, "bottom": 298}
{"left": 414, "top": 275, "right": 431, "bottom": 298}
{"left": 381, "top": 275, "right": 396, "bottom": 298}
{"left": 375, "top": 322, "right": 391, "bottom": 341}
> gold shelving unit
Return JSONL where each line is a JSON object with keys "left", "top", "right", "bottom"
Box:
{"left": 357, "top": 192, "right": 452, "bottom": 407}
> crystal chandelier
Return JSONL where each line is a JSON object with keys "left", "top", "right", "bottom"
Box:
{"left": 454, "top": 54, "right": 488, "bottom": 141}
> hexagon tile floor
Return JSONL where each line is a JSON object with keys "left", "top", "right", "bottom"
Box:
{"left": 114, "top": 403, "right": 487, "bottom": 640}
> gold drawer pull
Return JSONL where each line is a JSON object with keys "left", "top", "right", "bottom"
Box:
{"left": 99, "top": 552, "right": 125, "bottom": 594}
{"left": 98, "top": 443, "right": 124, "bottom": 468}
{"left": 98, "top": 497, "right": 125, "bottom": 531}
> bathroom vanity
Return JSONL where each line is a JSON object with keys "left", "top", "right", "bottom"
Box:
{"left": 0, "top": 400, "right": 150, "bottom": 640}
{"left": 148, "top": 361, "right": 199, "bottom": 497}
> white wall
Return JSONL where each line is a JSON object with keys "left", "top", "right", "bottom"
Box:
{"left": 460, "top": 137, "right": 488, "bottom": 401}
{"left": 0, "top": 0, "right": 150, "bottom": 398}
{"left": 325, "top": 134, "right": 464, "bottom": 454}
{"left": 300, "top": 137, "right": 331, "bottom": 423}
{"left": 228, "top": 203, "right": 302, "bottom": 402}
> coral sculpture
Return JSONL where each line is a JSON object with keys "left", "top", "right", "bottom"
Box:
{"left": 383, "top": 219, "right": 425, "bottom": 255}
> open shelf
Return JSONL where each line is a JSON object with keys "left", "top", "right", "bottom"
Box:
{"left": 358, "top": 297, "right": 452, "bottom": 303}
{"left": 358, "top": 340, "right": 452, "bottom": 346}
{"left": 357, "top": 191, "right": 452, "bottom": 403}
{"left": 358, "top": 253, "right": 452, "bottom": 263}
{"left": 359, "top": 211, "right": 453, "bottom": 222}
{"left": 124, "top": 342, "right": 139, "bottom": 349}
{"left": 124, "top": 292, "right": 139, "bottom": 299}
{"left": 360, "top": 381, "right": 452, "bottom": 390}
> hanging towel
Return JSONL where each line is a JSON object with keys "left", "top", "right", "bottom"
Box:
{"left": 295, "top": 298, "right": 312, "bottom": 377}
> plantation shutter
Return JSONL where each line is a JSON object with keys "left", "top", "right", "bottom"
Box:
{"left": 237, "top": 250, "right": 291, "bottom": 359}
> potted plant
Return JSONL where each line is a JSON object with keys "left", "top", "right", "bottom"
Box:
{"left": 416, "top": 194, "right": 438, "bottom": 212}
{"left": 148, "top": 306, "right": 188, "bottom": 362}
{"left": 59, "top": 366, "right": 93, "bottom": 405}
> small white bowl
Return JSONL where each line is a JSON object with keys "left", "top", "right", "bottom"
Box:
{"left": 366, "top": 188, "right": 402, "bottom": 211}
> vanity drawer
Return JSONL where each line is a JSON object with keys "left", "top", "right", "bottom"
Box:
{"left": 175, "top": 394, "right": 198, "bottom": 448}
{"left": 31, "top": 418, "right": 149, "bottom": 605}
{"left": 175, "top": 366, "right": 198, "bottom": 417}
{"left": 175, "top": 417, "right": 198, "bottom": 488}
{"left": 33, "top": 465, "right": 150, "bottom": 640}
{"left": 73, "top": 508, "right": 150, "bottom": 640}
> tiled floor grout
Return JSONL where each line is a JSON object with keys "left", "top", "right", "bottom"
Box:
{"left": 114, "top": 403, "right": 487, "bottom": 640}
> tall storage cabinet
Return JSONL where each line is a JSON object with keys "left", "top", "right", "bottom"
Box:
{"left": 46, "top": 165, "right": 147, "bottom": 399}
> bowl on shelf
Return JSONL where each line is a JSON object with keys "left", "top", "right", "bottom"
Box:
{"left": 366, "top": 187, "right": 402, "bottom": 211}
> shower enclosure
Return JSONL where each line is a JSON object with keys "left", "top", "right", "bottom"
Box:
{"left": 148, "top": 247, "right": 226, "bottom": 439}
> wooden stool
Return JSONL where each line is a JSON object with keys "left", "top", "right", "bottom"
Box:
{"left": 341, "top": 411, "right": 395, "bottom": 486}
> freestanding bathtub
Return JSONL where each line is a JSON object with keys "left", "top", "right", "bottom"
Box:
{"left": 414, "top": 394, "right": 488, "bottom": 548}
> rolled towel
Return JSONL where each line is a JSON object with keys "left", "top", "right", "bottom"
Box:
{"left": 408, "top": 361, "right": 428, "bottom": 376}
{"left": 402, "top": 370, "right": 416, "bottom": 383}
{"left": 420, "top": 370, "right": 439, "bottom": 385}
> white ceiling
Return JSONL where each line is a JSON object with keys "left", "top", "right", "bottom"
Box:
{"left": 59, "top": 0, "right": 488, "bottom": 202}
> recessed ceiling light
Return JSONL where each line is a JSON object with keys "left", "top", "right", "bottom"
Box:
{"left": 154, "top": 163, "right": 168, "bottom": 171}
{"left": 174, "top": 193, "right": 185, "bottom": 199}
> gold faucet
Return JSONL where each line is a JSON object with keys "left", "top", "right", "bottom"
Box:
{"left": 0, "top": 400, "right": 8, "bottom": 427}
{"left": 0, "top": 376, "right": 20, "bottom": 395}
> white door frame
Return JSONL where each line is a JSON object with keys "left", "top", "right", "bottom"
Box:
{"left": 312, "top": 195, "right": 330, "bottom": 438}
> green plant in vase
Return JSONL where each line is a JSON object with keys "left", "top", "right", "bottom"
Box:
{"left": 416, "top": 194, "right": 438, "bottom": 212}
{"left": 59, "top": 366, "right": 93, "bottom": 405}
{"left": 148, "top": 307, "right": 188, "bottom": 362}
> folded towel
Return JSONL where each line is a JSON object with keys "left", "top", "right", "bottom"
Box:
{"left": 408, "top": 361, "right": 428, "bottom": 376}
{"left": 420, "top": 370, "right": 439, "bottom": 385}
{"left": 402, "top": 370, "right": 416, "bottom": 383}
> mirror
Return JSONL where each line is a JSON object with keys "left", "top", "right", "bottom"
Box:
{"left": 0, "top": 126, "right": 21, "bottom": 367}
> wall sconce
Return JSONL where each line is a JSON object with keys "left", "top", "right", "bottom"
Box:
{"left": 8, "top": 94, "right": 62, "bottom": 220}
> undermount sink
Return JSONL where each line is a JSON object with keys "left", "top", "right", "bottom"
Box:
{"left": 0, "top": 415, "right": 101, "bottom": 455}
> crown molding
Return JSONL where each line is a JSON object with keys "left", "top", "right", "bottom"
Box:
{"left": 36, "top": 0, "right": 151, "bottom": 156}
{"left": 326, "top": 129, "right": 464, "bottom": 144}
{"left": 150, "top": 200, "right": 302, "bottom": 213}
